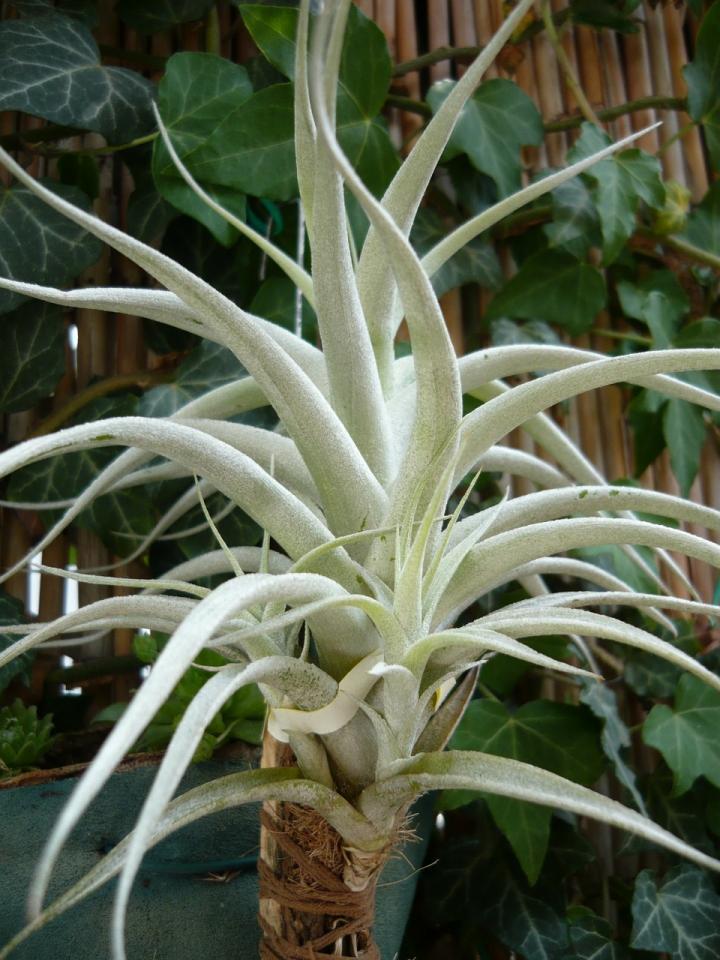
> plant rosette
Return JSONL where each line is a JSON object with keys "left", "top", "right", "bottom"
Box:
{"left": 0, "top": 1, "right": 720, "bottom": 958}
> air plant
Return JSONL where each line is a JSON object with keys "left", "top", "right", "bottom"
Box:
{"left": 1, "top": 0, "right": 720, "bottom": 957}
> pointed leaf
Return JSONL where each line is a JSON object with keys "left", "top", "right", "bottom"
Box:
{"left": 117, "top": 0, "right": 214, "bottom": 32}
{"left": 643, "top": 674, "right": 720, "bottom": 796}
{"left": 631, "top": 866, "right": 720, "bottom": 960}
{"left": 0, "top": 181, "right": 101, "bottom": 314}
{"left": 0, "top": 302, "right": 65, "bottom": 412}
{"left": 684, "top": 2, "right": 720, "bottom": 169}
{"left": 426, "top": 78, "right": 543, "bottom": 197}
{"left": 485, "top": 250, "right": 606, "bottom": 334}
{"left": 0, "top": 16, "right": 154, "bottom": 142}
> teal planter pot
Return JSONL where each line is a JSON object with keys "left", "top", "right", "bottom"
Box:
{"left": 0, "top": 753, "right": 431, "bottom": 959}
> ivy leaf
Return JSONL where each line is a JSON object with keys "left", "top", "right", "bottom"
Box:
{"left": 580, "top": 680, "right": 646, "bottom": 813}
{"left": 631, "top": 866, "right": 720, "bottom": 960}
{"left": 544, "top": 175, "right": 601, "bottom": 258}
{"left": 154, "top": 53, "right": 253, "bottom": 244}
{"left": 187, "top": 82, "right": 297, "bottom": 201}
{"left": 6, "top": 394, "right": 156, "bottom": 550}
{"left": 11, "top": 0, "right": 98, "bottom": 26}
{"left": 0, "top": 592, "right": 31, "bottom": 696}
{"left": 117, "top": 0, "right": 215, "bottom": 33}
{"left": 0, "top": 181, "right": 102, "bottom": 315}
{"left": 682, "top": 183, "right": 720, "bottom": 256}
{"left": 643, "top": 768, "right": 717, "bottom": 855}
{"left": 127, "top": 173, "right": 177, "bottom": 245}
{"left": 452, "top": 700, "right": 604, "bottom": 883}
{"left": 627, "top": 390, "right": 667, "bottom": 477}
{"left": 139, "top": 340, "right": 247, "bottom": 418}
{"left": 249, "top": 276, "right": 317, "bottom": 339}
{"left": 478, "top": 859, "right": 569, "bottom": 960}
{"left": 240, "top": 3, "right": 392, "bottom": 117}
{"left": 411, "top": 209, "right": 502, "bottom": 297}
{"left": 239, "top": 3, "right": 298, "bottom": 78}
{"left": 643, "top": 674, "right": 720, "bottom": 795}
{"left": 569, "top": 124, "right": 664, "bottom": 263}
{"left": 151, "top": 491, "right": 261, "bottom": 571}
{"left": 570, "top": 0, "right": 639, "bottom": 32}
{"left": 0, "top": 302, "right": 65, "bottom": 413}
{"left": 0, "top": 16, "right": 155, "bottom": 142}
{"left": 428, "top": 78, "right": 544, "bottom": 197}
{"left": 566, "top": 908, "right": 635, "bottom": 960}
{"left": 663, "top": 399, "right": 706, "bottom": 497}
{"left": 617, "top": 269, "right": 689, "bottom": 328}
{"left": 485, "top": 250, "right": 606, "bottom": 334}
{"left": 684, "top": 1, "right": 720, "bottom": 170}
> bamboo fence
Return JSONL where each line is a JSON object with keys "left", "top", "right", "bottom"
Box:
{"left": 0, "top": 0, "right": 717, "bottom": 716}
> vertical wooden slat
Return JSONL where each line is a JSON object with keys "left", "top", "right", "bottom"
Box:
{"left": 621, "top": 5, "right": 660, "bottom": 151}
{"left": 427, "top": 0, "right": 452, "bottom": 83}
{"left": 644, "top": 2, "right": 686, "bottom": 185}
{"left": 662, "top": 3, "right": 709, "bottom": 200}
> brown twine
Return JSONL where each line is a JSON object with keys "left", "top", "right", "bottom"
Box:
{"left": 257, "top": 805, "right": 386, "bottom": 959}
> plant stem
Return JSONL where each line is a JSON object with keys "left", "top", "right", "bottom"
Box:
{"left": 205, "top": 5, "right": 221, "bottom": 55}
{"left": 544, "top": 96, "right": 687, "bottom": 133}
{"left": 638, "top": 228, "right": 720, "bottom": 272}
{"left": 385, "top": 94, "right": 432, "bottom": 118}
{"left": 392, "top": 45, "right": 482, "bottom": 77}
{"left": 542, "top": 0, "right": 601, "bottom": 127}
{"left": 25, "top": 132, "right": 158, "bottom": 159}
{"left": 591, "top": 328, "right": 652, "bottom": 346}
{"left": 30, "top": 370, "right": 171, "bottom": 438}
{"left": 46, "top": 654, "right": 142, "bottom": 686}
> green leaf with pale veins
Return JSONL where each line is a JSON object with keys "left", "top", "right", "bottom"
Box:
{"left": 663, "top": 399, "right": 707, "bottom": 497}
{"left": 427, "top": 78, "right": 544, "bottom": 197}
{"left": 0, "top": 302, "right": 65, "bottom": 412}
{"left": 153, "top": 53, "right": 253, "bottom": 244}
{"left": 0, "top": 592, "right": 31, "bottom": 696}
{"left": 631, "top": 866, "right": 720, "bottom": 960}
{"left": 117, "top": 0, "right": 215, "bottom": 33}
{"left": 0, "top": 181, "right": 101, "bottom": 314}
{"left": 479, "top": 859, "right": 569, "bottom": 959}
{"left": 0, "top": 16, "right": 155, "bottom": 142}
{"left": 412, "top": 209, "right": 502, "bottom": 297}
{"left": 684, "top": 1, "right": 720, "bottom": 170}
{"left": 544, "top": 175, "right": 601, "bottom": 258}
{"left": 452, "top": 700, "right": 604, "bottom": 883}
{"left": 565, "top": 908, "right": 635, "bottom": 960}
{"left": 139, "top": 340, "right": 247, "bottom": 418}
{"left": 569, "top": 123, "right": 665, "bottom": 263}
{"left": 643, "top": 674, "right": 720, "bottom": 796}
{"left": 6, "top": 394, "right": 157, "bottom": 549}
{"left": 485, "top": 250, "right": 606, "bottom": 334}
{"left": 580, "top": 680, "right": 646, "bottom": 813}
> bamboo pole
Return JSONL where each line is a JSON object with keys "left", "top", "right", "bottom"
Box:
{"left": 662, "top": 2, "right": 708, "bottom": 200}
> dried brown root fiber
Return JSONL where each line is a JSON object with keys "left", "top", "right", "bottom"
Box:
{"left": 258, "top": 801, "right": 396, "bottom": 959}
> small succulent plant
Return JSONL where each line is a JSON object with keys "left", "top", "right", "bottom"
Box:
{"left": 0, "top": 700, "right": 55, "bottom": 777}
